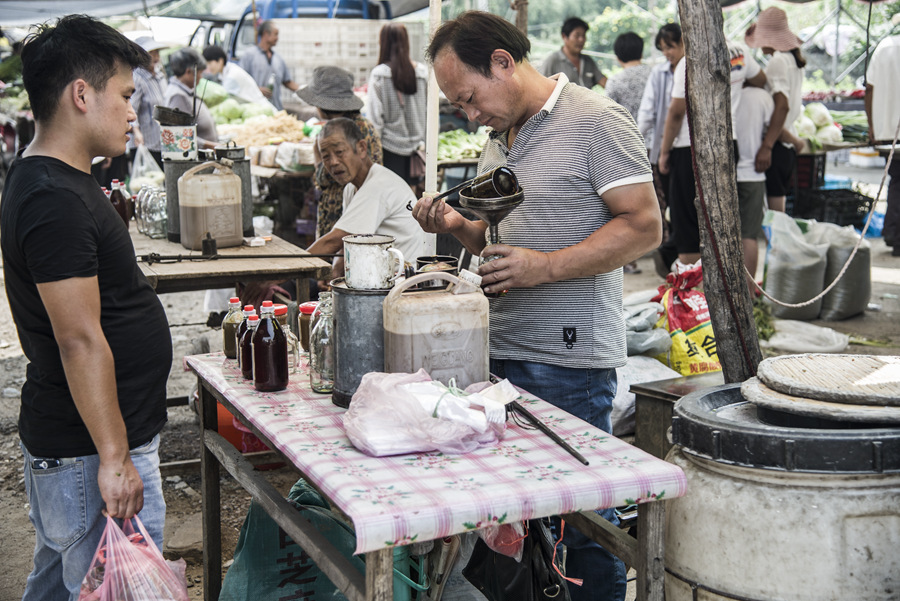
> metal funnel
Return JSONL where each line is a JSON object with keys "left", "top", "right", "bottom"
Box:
{"left": 459, "top": 187, "right": 525, "bottom": 245}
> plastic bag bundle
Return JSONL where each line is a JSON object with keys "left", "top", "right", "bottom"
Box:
{"left": 762, "top": 211, "right": 828, "bottom": 320}
{"left": 79, "top": 515, "right": 188, "bottom": 601}
{"left": 805, "top": 221, "right": 871, "bottom": 321}
{"left": 625, "top": 301, "right": 671, "bottom": 356}
{"left": 343, "top": 370, "right": 506, "bottom": 457}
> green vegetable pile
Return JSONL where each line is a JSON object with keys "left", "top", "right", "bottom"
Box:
{"left": 196, "top": 78, "right": 229, "bottom": 108}
{"left": 210, "top": 98, "right": 274, "bottom": 125}
{"left": 437, "top": 127, "right": 489, "bottom": 162}
{"left": 753, "top": 298, "right": 775, "bottom": 342}
{"left": 829, "top": 110, "right": 869, "bottom": 144}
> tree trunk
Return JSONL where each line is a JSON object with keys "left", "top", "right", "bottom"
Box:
{"left": 676, "top": 0, "right": 763, "bottom": 383}
{"left": 512, "top": 0, "right": 528, "bottom": 35}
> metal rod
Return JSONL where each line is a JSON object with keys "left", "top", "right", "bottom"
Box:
{"left": 509, "top": 401, "right": 589, "bottom": 465}
{"left": 137, "top": 252, "right": 340, "bottom": 265}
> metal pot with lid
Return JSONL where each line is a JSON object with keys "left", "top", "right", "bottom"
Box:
{"left": 215, "top": 140, "right": 246, "bottom": 161}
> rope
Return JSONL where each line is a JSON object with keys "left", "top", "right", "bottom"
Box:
{"left": 751, "top": 115, "right": 899, "bottom": 309}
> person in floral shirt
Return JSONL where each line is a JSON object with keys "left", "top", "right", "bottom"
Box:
{"left": 296, "top": 66, "right": 383, "bottom": 238}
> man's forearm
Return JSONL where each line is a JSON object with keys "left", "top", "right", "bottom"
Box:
{"left": 451, "top": 218, "right": 489, "bottom": 257}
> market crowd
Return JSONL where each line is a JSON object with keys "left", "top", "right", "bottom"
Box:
{"left": 1, "top": 7, "right": 898, "bottom": 601}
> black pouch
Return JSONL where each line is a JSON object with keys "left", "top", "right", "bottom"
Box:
{"left": 462, "top": 518, "right": 572, "bottom": 601}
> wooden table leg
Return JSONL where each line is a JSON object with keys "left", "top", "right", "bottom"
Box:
{"left": 635, "top": 501, "right": 666, "bottom": 601}
{"left": 199, "top": 381, "right": 222, "bottom": 601}
{"left": 365, "top": 548, "right": 394, "bottom": 601}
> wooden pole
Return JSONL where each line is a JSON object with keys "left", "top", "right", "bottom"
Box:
{"left": 676, "top": 0, "right": 763, "bottom": 383}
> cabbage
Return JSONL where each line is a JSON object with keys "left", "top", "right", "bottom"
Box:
{"left": 196, "top": 78, "right": 229, "bottom": 107}
{"left": 804, "top": 102, "right": 833, "bottom": 128}
{"left": 217, "top": 98, "right": 243, "bottom": 121}
{"left": 240, "top": 102, "right": 274, "bottom": 119}
{"left": 795, "top": 115, "right": 817, "bottom": 138}
{"left": 816, "top": 124, "right": 843, "bottom": 144}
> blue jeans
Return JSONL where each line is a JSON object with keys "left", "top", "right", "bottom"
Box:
{"left": 21, "top": 434, "right": 166, "bottom": 601}
{"left": 490, "top": 359, "right": 627, "bottom": 601}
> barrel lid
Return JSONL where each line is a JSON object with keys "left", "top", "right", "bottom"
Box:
{"left": 672, "top": 383, "right": 900, "bottom": 473}
{"left": 742, "top": 377, "right": 900, "bottom": 426}
{"left": 757, "top": 354, "right": 900, "bottom": 406}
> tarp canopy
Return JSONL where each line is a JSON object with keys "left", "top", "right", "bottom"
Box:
{"left": 0, "top": 1, "right": 175, "bottom": 26}
{"left": 0, "top": 0, "right": 430, "bottom": 27}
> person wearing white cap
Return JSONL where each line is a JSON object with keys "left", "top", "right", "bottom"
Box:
{"left": 745, "top": 7, "right": 808, "bottom": 213}
{"left": 129, "top": 36, "right": 168, "bottom": 167}
{"left": 865, "top": 12, "right": 900, "bottom": 257}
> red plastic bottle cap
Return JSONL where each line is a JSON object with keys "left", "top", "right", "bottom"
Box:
{"left": 273, "top": 304, "right": 288, "bottom": 316}
{"left": 229, "top": 297, "right": 241, "bottom": 304}
{"left": 298, "top": 302, "right": 318, "bottom": 315}
{"left": 261, "top": 300, "right": 274, "bottom": 308}
{"left": 248, "top": 315, "right": 260, "bottom": 322}
{"left": 243, "top": 305, "right": 255, "bottom": 312}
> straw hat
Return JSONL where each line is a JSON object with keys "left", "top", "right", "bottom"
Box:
{"left": 744, "top": 8, "right": 803, "bottom": 52}
{"left": 134, "top": 36, "right": 168, "bottom": 53}
{"left": 295, "top": 66, "right": 363, "bottom": 112}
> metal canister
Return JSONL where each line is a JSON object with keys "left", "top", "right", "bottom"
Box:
{"left": 331, "top": 278, "right": 389, "bottom": 408}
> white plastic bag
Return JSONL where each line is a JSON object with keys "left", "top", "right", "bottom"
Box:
{"left": 758, "top": 319, "right": 849, "bottom": 354}
{"left": 805, "top": 221, "right": 871, "bottom": 320}
{"left": 128, "top": 145, "right": 165, "bottom": 194}
{"left": 762, "top": 211, "right": 828, "bottom": 320}
{"left": 343, "top": 370, "right": 505, "bottom": 457}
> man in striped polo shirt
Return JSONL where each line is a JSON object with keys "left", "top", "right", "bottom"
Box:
{"left": 413, "top": 11, "right": 661, "bottom": 601}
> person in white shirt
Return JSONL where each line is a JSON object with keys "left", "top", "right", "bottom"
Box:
{"left": 865, "top": 17, "right": 900, "bottom": 257}
{"left": 735, "top": 86, "right": 774, "bottom": 288}
{"left": 307, "top": 118, "right": 424, "bottom": 277}
{"left": 745, "top": 7, "right": 807, "bottom": 212}
{"left": 202, "top": 45, "right": 276, "bottom": 111}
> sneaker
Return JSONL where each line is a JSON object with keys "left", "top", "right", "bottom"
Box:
{"left": 892, "top": 246, "right": 900, "bottom": 257}
{"left": 623, "top": 261, "right": 642, "bottom": 274}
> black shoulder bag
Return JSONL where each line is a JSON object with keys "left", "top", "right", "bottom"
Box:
{"left": 462, "top": 518, "right": 572, "bottom": 601}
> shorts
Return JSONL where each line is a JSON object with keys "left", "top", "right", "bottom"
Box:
{"left": 764, "top": 143, "right": 796, "bottom": 197}
{"left": 737, "top": 180, "right": 766, "bottom": 239}
{"left": 668, "top": 146, "right": 700, "bottom": 254}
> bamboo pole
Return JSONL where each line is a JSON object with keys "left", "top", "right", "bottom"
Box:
{"left": 676, "top": 0, "right": 763, "bottom": 383}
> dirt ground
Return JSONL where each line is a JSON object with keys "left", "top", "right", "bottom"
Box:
{"left": 0, "top": 211, "right": 898, "bottom": 600}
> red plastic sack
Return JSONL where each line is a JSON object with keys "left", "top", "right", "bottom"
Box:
{"left": 79, "top": 515, "right": 189, "bottom": 601}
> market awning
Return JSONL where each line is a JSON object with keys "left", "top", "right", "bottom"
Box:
{"left": 0, "top": 0, "right": 174, "bottom": 27}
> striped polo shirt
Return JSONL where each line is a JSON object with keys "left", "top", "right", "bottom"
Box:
{"left": 477, "top": 74, "right": 652, "bottom": 370}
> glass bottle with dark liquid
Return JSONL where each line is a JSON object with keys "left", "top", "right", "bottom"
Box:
{"left": 240, "top": 314, "right": 259, "bottom": 380}
{"left": 221, "top": 297, "right": 243, "bottom": 359}
{"left": 252, "top": 303, "right": 288, "bottom": 392}
{"left": 109, "top": 179, "right": 129, "bottom": 225}
{"left": 235, "top": 305, "right": 255, "bottom": 371}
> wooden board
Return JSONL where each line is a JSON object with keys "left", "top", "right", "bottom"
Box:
{"left": 132, "top": 228, "right": 330, "bottom": 294}
{"left": 742, "top": 377, "right": 900, "bottom": 424}
{"left": 757, "top": 354, "right": 900, "bottom": 406}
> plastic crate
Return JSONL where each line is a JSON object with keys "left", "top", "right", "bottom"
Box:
{"left": 795, "top": 153, "right": 826, "bottom": 189}
{"left": 791, "top": 188, "right": 874, "bottom": 229}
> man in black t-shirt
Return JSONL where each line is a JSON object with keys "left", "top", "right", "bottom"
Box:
{"left": 0, "top": 16, "right": 172, "bottom": 599}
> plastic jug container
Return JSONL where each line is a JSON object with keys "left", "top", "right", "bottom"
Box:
{"left": 383, "top": 271, "right": 489, "bottom": 389}
{"left": 177, "top": 161, "right": 243, "bottom": 251}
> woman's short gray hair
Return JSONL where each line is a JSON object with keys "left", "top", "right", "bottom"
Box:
{"left": 168, "top": 47, "right": 206, "bottom": 77}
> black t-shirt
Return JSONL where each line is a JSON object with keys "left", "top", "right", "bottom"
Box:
{"left": 0, "top": 156, "right": 172, "bottom": 457}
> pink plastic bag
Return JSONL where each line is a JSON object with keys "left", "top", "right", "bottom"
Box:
{"left": 343, "top": 369, "right": 505, "bottom": 456}
{"left": 78, "top": 515, "right": 189, "bottom": 601}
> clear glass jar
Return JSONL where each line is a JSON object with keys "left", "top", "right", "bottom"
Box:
{"left": 309, "top": 294, "right": 334, "bottom": 394}
{"left": 134, "top": 185, "right": 150, "bottom": 234}
{"left": 143, "top": 188, "right": 168, "bottom": 239}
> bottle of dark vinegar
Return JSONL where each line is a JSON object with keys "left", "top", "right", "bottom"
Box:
{"left": 252, "top": 302, "right": 288, "bottom": 392}
{"left": 240, "top": 314, "right": 260, "bottom": 380}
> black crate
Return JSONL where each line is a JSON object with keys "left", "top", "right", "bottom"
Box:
{"left": 791, "top": 188, "right": 874, "bottom": 229}
{"left": 795, "top": 153, "right": 826, "bottom": 189}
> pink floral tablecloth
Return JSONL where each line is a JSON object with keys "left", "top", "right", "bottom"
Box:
{"left": 186, "top": 353, "right": 687, "bottom": 554}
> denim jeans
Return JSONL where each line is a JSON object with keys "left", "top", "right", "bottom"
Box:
{"left": 21, "top": 434, "right": 166, "bottom": 601}
{"left": 490, "top": 359, "right": 627, "bottom": 601}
